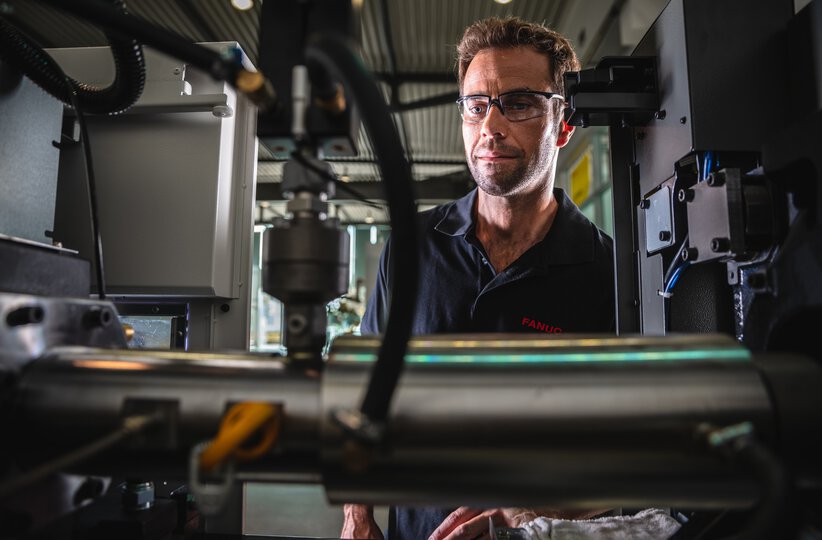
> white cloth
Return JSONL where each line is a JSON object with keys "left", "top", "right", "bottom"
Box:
{"left": 519, "top": 508, "right": 681, "bottom": 540}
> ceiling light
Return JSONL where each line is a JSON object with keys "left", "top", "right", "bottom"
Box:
{"left": 494, "top": 0, "right": 513, "bottom": 4}
{"left": 231, "top": 0, "right": 254, "bottom": 11}
{"left": 365, "top": 211, "right": 375, "bottom": 224}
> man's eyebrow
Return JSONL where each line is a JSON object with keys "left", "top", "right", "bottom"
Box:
{"left": 461, "top": 87, "right": 536, "bottom": 96}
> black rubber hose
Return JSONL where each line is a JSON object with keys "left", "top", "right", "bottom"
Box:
{"left": 0, "top": 1, "right": 144, "bottom": 115}
{"left": 35, "top": 0, "right": 239, "bottom": 84}
{"left": 306, "top": 35, "right": 418, "bottom": 426}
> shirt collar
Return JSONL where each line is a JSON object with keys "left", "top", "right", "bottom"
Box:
{"left": 434, "top": 187, "right": 597, "bottom": 266}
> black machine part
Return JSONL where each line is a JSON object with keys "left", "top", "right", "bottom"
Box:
{"left": 563, "top": 56, "right": 659, "bottom": 127}
{"left": 263, "top": 156, "right": 350, "bottom": 364}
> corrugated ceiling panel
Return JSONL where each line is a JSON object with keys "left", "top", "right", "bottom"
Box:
{"left": 398, "top": 83, "right": 463, "bottom": 162}
{"left": 130, "top": 0, "right": 206, "bottom": 42}
{"left": 388, "top": 0, "right": 566, "bottom": 72}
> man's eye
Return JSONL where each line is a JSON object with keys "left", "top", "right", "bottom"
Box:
{"left": 467, "top": 104, "right": 486, "bottom": 115}
{"left": 506, "top": 101, "right": 532, "bottom": 111}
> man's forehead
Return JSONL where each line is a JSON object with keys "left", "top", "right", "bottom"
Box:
{"left": 462, "top": 47, "right": 552, "bottom": 94}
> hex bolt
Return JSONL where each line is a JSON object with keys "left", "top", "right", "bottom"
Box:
{"left": 681, "top": 247, "right": 699, "bottom": 262}
{"left": 121, "top": 480, "right": 154, "bottom": 511}
{"left": 659, "top": 231, "right": 672, "bottom": 242}
{"left": 639, "top": 199, "right": 651, "bottom": 209}
{"left": 707, "top": 171, "right": 725, "bottom": 187}
{"left": 710, "top": 237, "right": 731, "bottom": 253}
{"left": 678, "top": 188, "right": 695, "bottom": 203}
{"left": 6, "top": 306, "right": 44, "bottom": 327}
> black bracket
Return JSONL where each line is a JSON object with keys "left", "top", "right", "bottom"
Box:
{"left": 564, "top": 56, "right": 659, "bottom": 128}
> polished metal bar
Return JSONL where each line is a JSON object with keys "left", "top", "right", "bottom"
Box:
{"left": 321, "top": 334, "right": 774, "bottom": 509}
{"left": 13, "top": 334, "right": 782, "bottom": 509}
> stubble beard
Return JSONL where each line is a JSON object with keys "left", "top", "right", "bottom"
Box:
{"left": 468, "top": 143, "right": 554, "bottom": 199}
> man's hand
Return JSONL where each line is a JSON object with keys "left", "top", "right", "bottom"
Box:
{"left": 428, "top": 507, "right": 609, "bottom": 540}
{"left": 428, "top": 507, "right": 537, "bottom": 540}
{"left": 341, "top": 504, "right": 384, "bottom": 540}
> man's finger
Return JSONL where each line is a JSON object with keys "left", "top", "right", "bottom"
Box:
{"left": 436, "top": 511, "right": 497, "bottom": 540}
{"left": 428, "top": 507, "right": 484, "bottom": 540}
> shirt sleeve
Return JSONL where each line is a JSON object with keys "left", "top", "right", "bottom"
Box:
{"left": 360, "top": 236, "right": 391, "bottom": 335}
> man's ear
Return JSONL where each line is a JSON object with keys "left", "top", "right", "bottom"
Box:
{"left": 556, "top": 119, "right": 575, "bottom": 148}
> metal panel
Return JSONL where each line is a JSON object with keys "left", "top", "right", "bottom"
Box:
{"left": 0, "top": 75, "right": 63, "bottom": 244}
{"left": 50, "top": 45, "right": 256, "bottom": 309}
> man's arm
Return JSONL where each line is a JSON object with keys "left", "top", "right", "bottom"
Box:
{"left": 340, "top": 241, "right": 392, "bottom": 540}
{"left": 341, "top": 504, "right": 384, "bottom": 540}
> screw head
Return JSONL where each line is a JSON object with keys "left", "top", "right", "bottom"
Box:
{"left": 679, "top": 116, "right": 687, "bottom": 124}
{"left": 659, "top": 231, "right": 672, "bottom": 242}
{"left": 220, "top": 303, "right": 231, "bottom": 313}
{"left": 639, "top": 199, "right": 651, "bottom": 209}
{"left": 710, "top": 237, "right": 731, "bottom": 253}
{"left": 677, "top": 188, "right": 695, "bottom": 203}
{"left": 707, "top": 171, "right": 725, "bottom": 187}
{"left": 655, "top": 109, "right": 667, "bottom": 120}
{"left": 681, "top": 247, "right": 699, "bottom": 262}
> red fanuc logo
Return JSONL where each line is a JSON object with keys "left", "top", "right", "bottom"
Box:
{"left": 521, "top": 317, "right": 563, "bottom": 334}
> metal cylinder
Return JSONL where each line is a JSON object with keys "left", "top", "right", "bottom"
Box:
{"left": 321, "top": 334, "right": 775, "bottom": 509}
{"left": 14, "top": 348, "right": 321, "bottom": 479}
{"left": 12, "top": 334, "right": 807, "bottom": 510}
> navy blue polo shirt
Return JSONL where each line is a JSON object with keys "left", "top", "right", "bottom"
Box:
{"left": 361, "top": 187, "right": 614, "bottom": 337}
{"left": 360, "top": 187, "right": 615, "bottom": 540}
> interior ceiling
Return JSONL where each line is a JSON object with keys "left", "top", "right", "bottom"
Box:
{"left": 1, "top": 0, "right": 656, "bottom": 223}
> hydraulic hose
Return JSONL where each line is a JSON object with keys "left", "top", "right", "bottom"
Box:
{"left": 0, "top": 0, "right": 145, "bottom": 115}
{"left": 305, "top": 35, "right": 418, "bottom": 435}
{"left": 32, "top": 0, "right": 276, "bottom": 110}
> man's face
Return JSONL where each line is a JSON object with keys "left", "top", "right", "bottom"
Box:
{"left": 461, "top": 47, "right": 572, "bottom": 198}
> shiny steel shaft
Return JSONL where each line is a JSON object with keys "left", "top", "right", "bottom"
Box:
{"left": 13, "top": 334, "right": 797, "bottom": 508}
{"left": 321, "top": 334, "right": 774, "bottom": 509}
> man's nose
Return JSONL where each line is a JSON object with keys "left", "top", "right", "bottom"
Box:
{"left": 480, "top": 103, "right": 507, "bottom": 139}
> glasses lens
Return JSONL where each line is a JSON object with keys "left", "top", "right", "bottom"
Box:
{"left": 459, "top": 96, "right": 489, "bottom": 123}
{"left": 499, "top": 93, "right": 551, "bottom": 121}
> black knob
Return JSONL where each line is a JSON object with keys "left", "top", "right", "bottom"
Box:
{"left": 681, "top": 247, "right": 699, "bottom": 262}
{"left": 707, "top": 171, "right": 725, "bottom": 187}
{"left": 710, "top": 237, "right": 731, "bottom": 253}
{"left": 678, "top": 188, "right": 695, "bottom": 203}
{"left": 6, "top": 306, "right": 44, "bottom": 327}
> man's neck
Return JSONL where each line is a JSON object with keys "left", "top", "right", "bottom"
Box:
{"left": 474, "top": 186, "right": 558, "bottom": 272}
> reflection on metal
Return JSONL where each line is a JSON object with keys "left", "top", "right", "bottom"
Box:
{"left": 329, "top": 334, "right": 750, "bottom": 364}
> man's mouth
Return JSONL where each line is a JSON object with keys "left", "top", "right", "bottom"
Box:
{"left": 475, "top": 153, "right": 517, "bottom": 161}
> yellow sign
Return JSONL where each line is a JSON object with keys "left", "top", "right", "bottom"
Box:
{"left": 570, "top": 150, "right": 592, "bottom": 206}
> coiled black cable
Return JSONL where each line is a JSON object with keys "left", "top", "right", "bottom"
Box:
{"left": 0, "top": 1, "right": 145, "bottom": 115}
{"left": 306, "top": 35, "right": 418, "bottom": 431}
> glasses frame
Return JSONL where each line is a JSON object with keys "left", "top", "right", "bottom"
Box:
{"left": 456, "top": 90, "right": 564, "bottom": 124}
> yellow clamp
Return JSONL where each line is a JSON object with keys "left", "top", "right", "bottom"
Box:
{"left": 199, "top": 402, "right": 280, "bottom": 472}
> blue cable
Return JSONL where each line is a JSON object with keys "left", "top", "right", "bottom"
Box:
{"left": 702, "top": 151, "right": 713, "bottom": 181}
{"left": 664, "top": 261, "right": 691, "bottom": 295}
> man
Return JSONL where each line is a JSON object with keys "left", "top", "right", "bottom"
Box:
{"left": 342, "top": 16, "right": 615, "bottom": 540}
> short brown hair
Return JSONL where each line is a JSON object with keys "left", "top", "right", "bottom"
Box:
{"left": 456, "top": 17, "right": 580, "bottom": 94}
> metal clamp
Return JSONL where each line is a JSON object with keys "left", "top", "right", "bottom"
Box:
{"left": 189, "top": 441, "right": 236, "bottom": 516}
